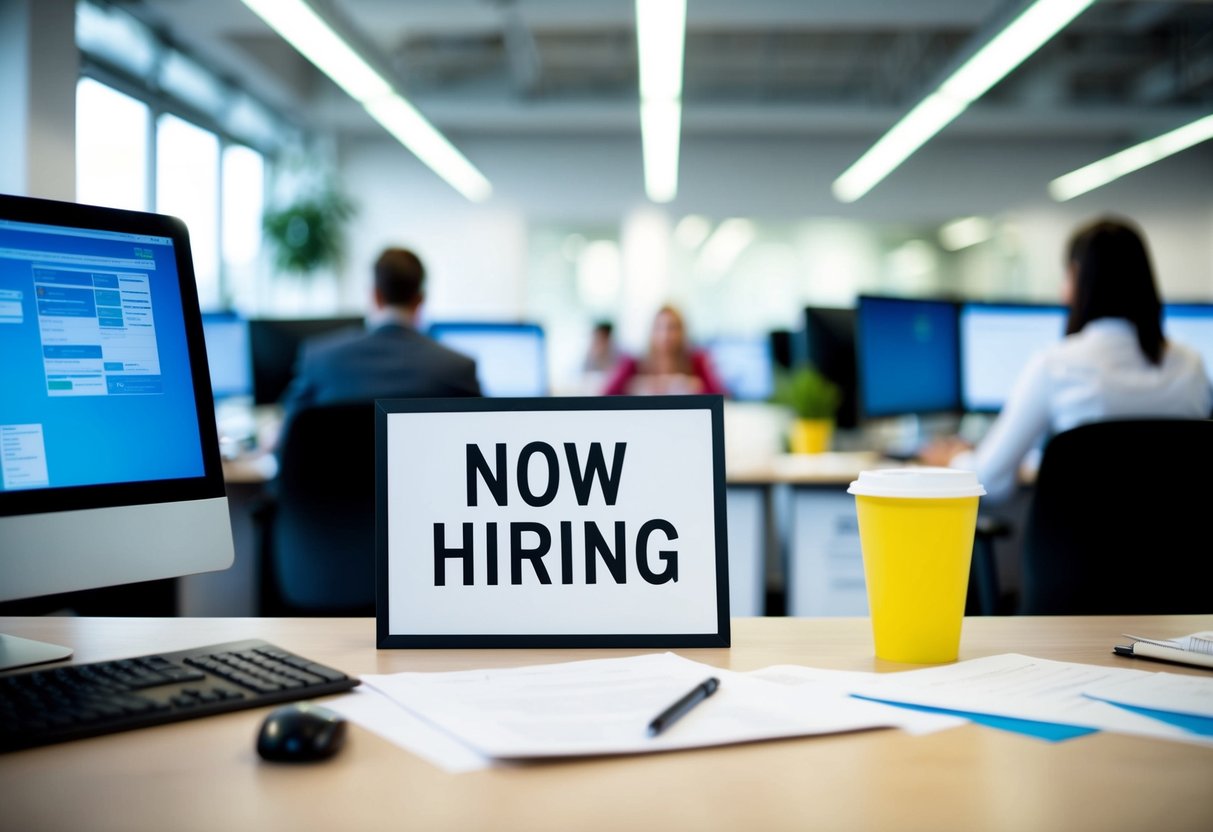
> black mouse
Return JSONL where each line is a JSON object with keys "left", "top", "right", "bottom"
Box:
{"left": 256, "top": 703, "right": 348, "bottom": 762}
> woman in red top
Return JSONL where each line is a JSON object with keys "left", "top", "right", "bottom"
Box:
{"left": 602, "top": 305, "right": 728, "bottom": 396}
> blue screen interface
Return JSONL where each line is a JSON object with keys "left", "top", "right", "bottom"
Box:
{"left": 0, "top": 217, "right": 206, "bottom": 491}
{"left": 857, "top": 297, "right": 960, "bottom": 417}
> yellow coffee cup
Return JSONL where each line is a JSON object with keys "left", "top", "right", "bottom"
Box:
{"left": 847, "top": 468, "right": 985, "bottom": 663}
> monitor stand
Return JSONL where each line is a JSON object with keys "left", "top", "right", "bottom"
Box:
{"left": 0, "top": 633, "right": 73, "bottom": 672}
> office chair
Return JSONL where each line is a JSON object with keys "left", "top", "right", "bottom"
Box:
{"left": 1016, "top": 418, "right": 1212, "bottom": 614}
{"left": 256, "top": 402, "right": 377, "bottom": 616}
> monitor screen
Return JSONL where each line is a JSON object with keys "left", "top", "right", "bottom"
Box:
{"left": 200, "top": 311, "right": 252, "bottom": 400}
{"left": 855, "top": 296, "right": 960, "bottom": 418}
{"left": 960, "top": 303, "right": 1067, "bottom": 412}
{"left": 803, "top": 307, "right": 859, "bottom": 428}
{"left": 248, "top": 316, "right": 365, "bottom": 405}
{"left": 0, "top": 194, "right": 232, "bottom": 624}
{"left": 427, "top": 322, "right": 548, "bottom": 397}
{"left": 1164, "top": 304, "right": 1213, "bottom": 384}
{"left": 704, "top": 334, "right": 775, "bottom": 401}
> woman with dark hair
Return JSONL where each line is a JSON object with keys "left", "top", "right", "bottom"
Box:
{"left": 922, "top": 216, "right": 1211, "bottom": 502}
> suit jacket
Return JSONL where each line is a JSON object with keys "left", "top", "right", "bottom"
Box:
{"left": 280, "top": 321, "right": 481, "bottom": 423}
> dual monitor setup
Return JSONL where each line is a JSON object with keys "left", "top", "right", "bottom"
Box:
{"left": 803, "top": 295, "right": 1213, "bottom": 428}
{"left": 200, "top": 314, "right": 550, "bottom": 403}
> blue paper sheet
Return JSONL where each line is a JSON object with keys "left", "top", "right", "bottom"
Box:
{"left": 852, "top": 694, "right": 1099, "bottom": 742}
{"left": 1093, "top": 699, "right": 1213, "bottom": 737}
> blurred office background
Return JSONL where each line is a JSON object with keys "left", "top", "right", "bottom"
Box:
{"left": 4, "top": 0, "right": 1212, "bottom": 398}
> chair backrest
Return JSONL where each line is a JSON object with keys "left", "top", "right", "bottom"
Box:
{"left": 266, "top": 402, "right": 376, "bottom": 615}
{"left": 1019, "top": 418, "right": 1212, "bottom": 614}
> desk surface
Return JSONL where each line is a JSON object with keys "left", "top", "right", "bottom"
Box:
{"left": 3, "top": 615, "right": 1210, "bottom": 832}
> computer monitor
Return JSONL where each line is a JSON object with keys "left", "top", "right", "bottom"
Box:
{"left": 1163, "top": 303, "right": 1213, "bottom": 385}
{"left": 959, "top": 302, "right": 1067, "bottom": 412}
{"left": 200, "top": 311, "right": 252, "bottom": 400}
{"left": 248, "top": 316, "right": 365, "bottom": 405}
{"left": 704, "top": 334, "right": 775, "bottom": 401}
{"left": 427, "top": 321, "right": 548, "bottom": 397}
{"left": 803, "top": 306, "right": 859, "bottom": 428}
{"left": 0, "top": 194, "right": 233, "bottom": 670}
{"left": 855, "top": 295, "right": 961, "bottom": 418}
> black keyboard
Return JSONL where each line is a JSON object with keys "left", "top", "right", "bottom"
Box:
{"left": 0, "top": 639, "right": 359, "bottom": 753}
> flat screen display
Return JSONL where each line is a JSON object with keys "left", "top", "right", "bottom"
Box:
{"left": 960, "top": 303, "right": 1066, "bottom": 412}
{"left": 0, "top": 213, "right": 208, "bottom": 492}
{"left": 427, "top": 322, "right": 548, "bottom": 397}
{"left": 855, "top": 296, "right": 960, "bottom": 418}
{"left": 1163, "top": 304, "right": 1213, "bottom": 384}
{"left": 200, "top": 311, "right": 252, "bottom": 400}
{"left": 704, "top": 334, "right": 774, "bottom": 401}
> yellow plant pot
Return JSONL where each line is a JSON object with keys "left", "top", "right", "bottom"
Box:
{"left": 789, "top": 418, "right": 833, "bottom": 454}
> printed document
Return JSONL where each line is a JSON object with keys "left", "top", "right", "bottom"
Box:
{"left": 847, "top": 653, "right": 1213, "bottom": 746}
{"left": 359, "top": 652, "right": 951, "bottom": 759}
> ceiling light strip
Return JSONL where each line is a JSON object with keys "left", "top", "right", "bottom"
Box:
{"left": 636, "top": 0, "right": 687, "bottom": 203}
{"left": 240, "top": 0, "right": 491, "bottom": 202}
{"left": 1048, "top": 113, "right": 1213, "bottom": 201}
{"left": 832, "top": 0, "right": 1096, "bottom": 203}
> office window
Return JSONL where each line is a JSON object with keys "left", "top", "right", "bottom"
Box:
{"left": 222, "top": 145, "right": 265, "bottom": 307}
{"left": 76, "top": 78, "right": 149, "bottom": 211}
{"left": 157, "top": 114, "right": 220, "bottom": 309}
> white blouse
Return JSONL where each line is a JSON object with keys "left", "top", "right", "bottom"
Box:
{"left": 952, "top": 318, "right": 1212, "bottom": 503}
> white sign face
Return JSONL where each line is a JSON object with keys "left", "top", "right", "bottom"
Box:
{"left": 376, "top": 397, "right": 729, "bottom": 648}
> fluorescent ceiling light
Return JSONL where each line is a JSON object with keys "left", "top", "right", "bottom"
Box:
{"left": 1048, "top": 113, "right": 1213, "bottom": 201}
{"left": 365, "top": 96, "right": 492, "bottom": 203}
{"left": 833, "top": 0, "right": 1095, "bottom": 203}
{"left": 240, "top": 0, "right": 491, "bottom": 202}
{"left": 636, "top": 0, "right": 687, "bottom": 203}
{"left": 241, "top": 0, "right": 391, "bottom": 103}
{"left": 640, "top": 100, "right": 682, "bottom": 204}
{"left": 939, "top": 216, "right": 994, "bottom": 251}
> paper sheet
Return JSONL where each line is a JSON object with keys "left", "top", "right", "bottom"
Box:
{"left": 359, "top": 652, "right": 915, "bottom": 759}
{"left": 1082, "top": 672, "right": 1213, "bottom": 719}
{"left": 324, "top": 688, "right": 494, "bottom": 773}
{"left": 846, "top": 653, "right": 1213, "bottom": 746}
{"left": 747, "top": 664, "right": 1095, "bottom": 741}
{"left": 744, "top": 664, "right": 964, "bottom": 735}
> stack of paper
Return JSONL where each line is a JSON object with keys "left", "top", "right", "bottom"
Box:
{"left": 842, "top": 653, "right": 1213, "bottom": 746}
{"left": 328, "top": 653, "right": 959, "bottom": 770}
{"left": 324, "top": 651, "right": 1213, "bottom": 771}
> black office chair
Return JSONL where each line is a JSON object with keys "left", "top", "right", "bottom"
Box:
{"left": 256, "top": 402, "right": 377, "bottom": 616}
{"left": 1015, "top": 418, "right": 1213, "bottom": 614}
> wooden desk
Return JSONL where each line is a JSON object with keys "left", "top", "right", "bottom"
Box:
{"left": 3, "top": 615, "right": 1210, "bottom": 832}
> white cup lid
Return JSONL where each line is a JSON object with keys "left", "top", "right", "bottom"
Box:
{"left": 847, "top": 467, "right": 986, "bottom": 498}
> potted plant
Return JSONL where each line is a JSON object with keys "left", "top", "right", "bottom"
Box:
{"left": 262, "top": 187, "right": 356, "bottom": 277}
{"left": 770, "top": 365, "right": 842, "bottom": 454}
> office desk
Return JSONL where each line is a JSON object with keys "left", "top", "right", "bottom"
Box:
{"left": 3, "top": 615, "right": 1210, "bottom": 832}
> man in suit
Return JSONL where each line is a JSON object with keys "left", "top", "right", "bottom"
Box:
{"left": 279, "top": 247, "right": 481, "bottom": 429}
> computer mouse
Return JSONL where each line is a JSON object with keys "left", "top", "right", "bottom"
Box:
{"left": 256, "top": 702, "right": 348, "bottom": 762}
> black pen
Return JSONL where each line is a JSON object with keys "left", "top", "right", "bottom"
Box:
{"left": 647, "top": 677, "right": 720, "bottom": 737}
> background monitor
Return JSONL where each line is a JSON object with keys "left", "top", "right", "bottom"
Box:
{"left": 248, "top": 316, "right": 365, "bottom": 405}
{"left": 803, "top": 306, "right": 859, "bottom": 428}
{"left": 0, "top": 194, "right": 233, "bottom": 669}
{"left": 428, "top": 321, "right": 548, "bottom": 397}
{"left": 855, "top": 295, "right": 960, "bottom": 418}
{"left": 200, "top": 311, "right": 252, "bottom": 400}
{"left": 704, "top": 334, "right": 775, "bottom": 401}
{"left": 1163, "top": 303, "right": 1213, "bottom": 385}
{"left": 959, "top": 302, "right": 1067, "bottom": 412}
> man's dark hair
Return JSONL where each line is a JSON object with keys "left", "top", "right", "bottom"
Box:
{"left": 1065, "top": 216, "right": 1165, "bottom": 365}
{"left": 374, "top": 247, "right": 425, "bottom": 307}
